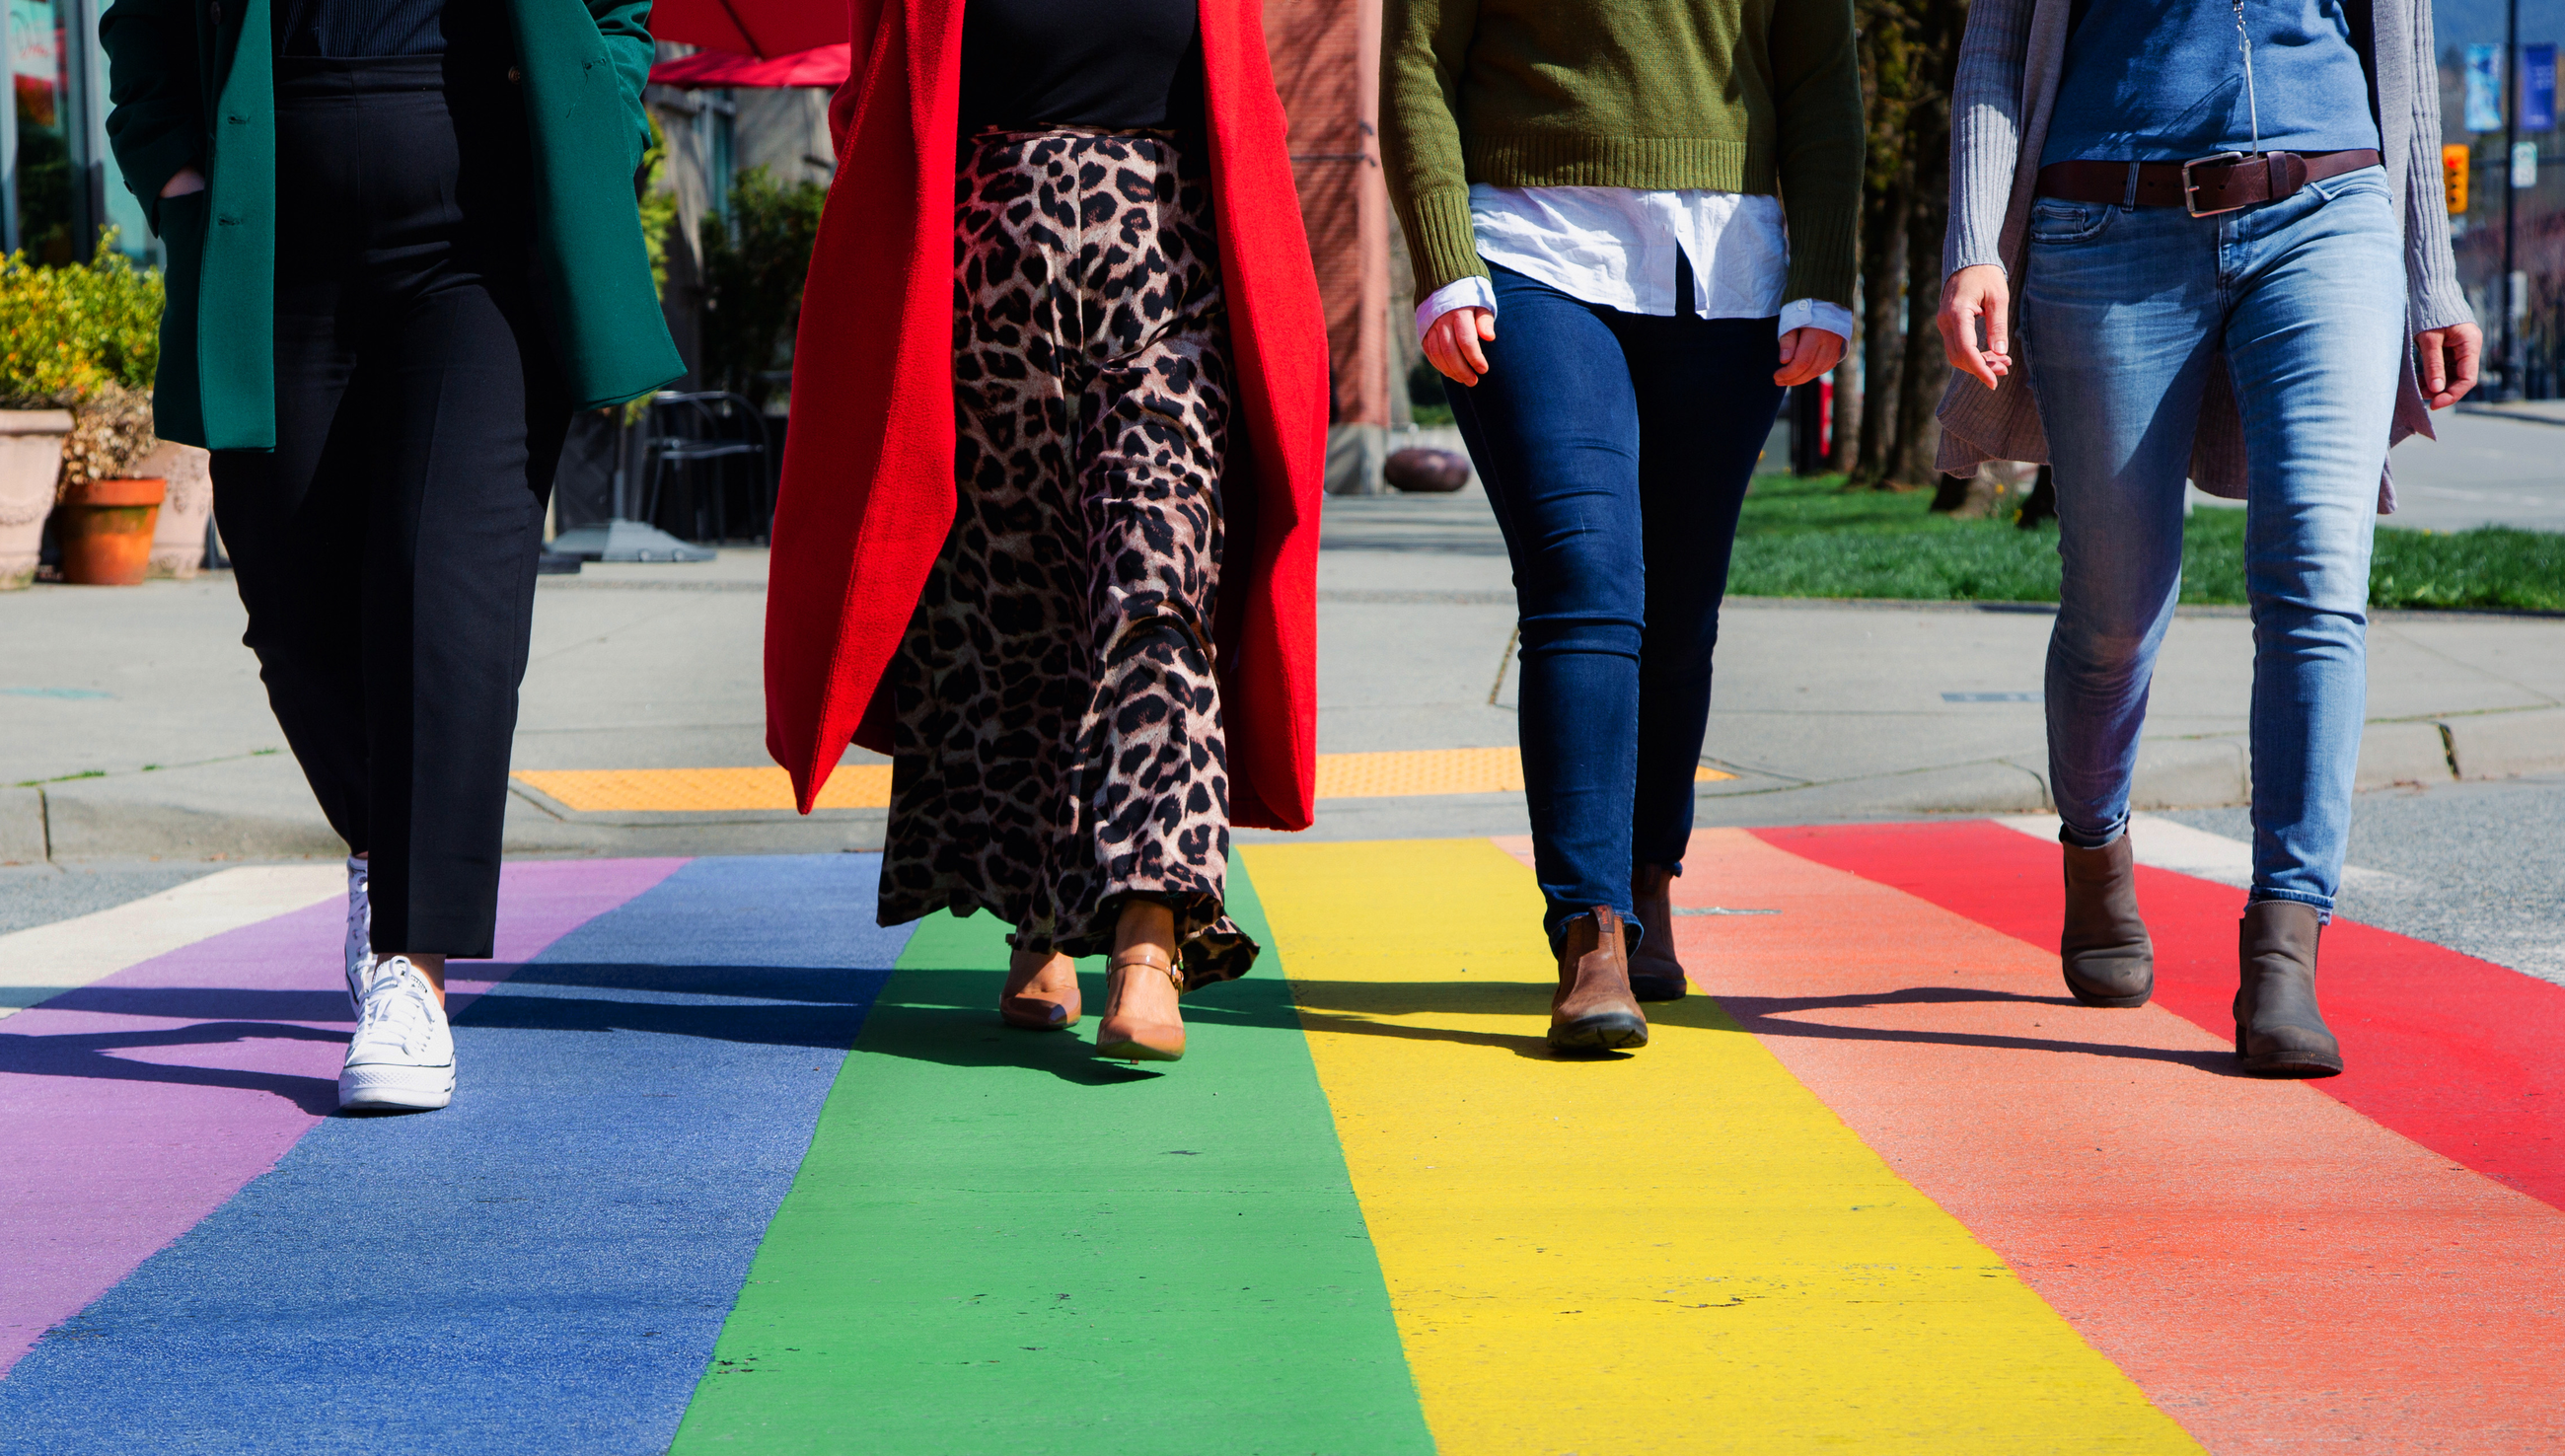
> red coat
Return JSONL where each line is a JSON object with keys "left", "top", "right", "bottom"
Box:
{"left": 763, "top": 0, "right": 1328, "bottom": 831}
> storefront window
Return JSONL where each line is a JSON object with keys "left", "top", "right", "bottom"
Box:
{"left": 10, "top": 0, "right": 76, "bottom": 261}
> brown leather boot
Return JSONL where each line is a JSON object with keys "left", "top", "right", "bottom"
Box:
{"left": 2060, "top": 832, "right": 2155, "bottom": 1007}
{"left": 1626, "top": 865, "right": 1690, "bottom": 1001}
{"left": 1550, "top": 907, "right": 1649, "bottom": 1053}
{"left": 2234, "top": 900, "right": 2343, "bottom": 1076}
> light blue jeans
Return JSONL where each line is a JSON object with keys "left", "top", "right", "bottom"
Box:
{"left": 2023, "top": 165, "right": 2404, "bottom": 913}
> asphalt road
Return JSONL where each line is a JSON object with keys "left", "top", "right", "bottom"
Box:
{"left": 2165, "top": 771, "right": 2565, "bottom": 986}
{"left": 2382, "top": 408, "right": 2565, "bottom": 532}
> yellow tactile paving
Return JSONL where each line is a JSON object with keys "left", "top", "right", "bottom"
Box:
{"left": 512, "top": 765, "right": 893, "bottom": 813}
{"left": 514, "top": 750, "right": 1734, "bottom": 813}
{"left": 1315, "top": 746, "right": 1732, "bottom": 798}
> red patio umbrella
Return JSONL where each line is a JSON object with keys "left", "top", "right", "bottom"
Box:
{"left": 649, "top": 43, "right": 851, "bottom": 90}
{"left": 647, "top": 0, "right": 845, "bottom": 59}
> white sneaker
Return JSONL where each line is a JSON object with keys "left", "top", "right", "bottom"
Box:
{"left": 338, "top": 956, "right": 455, "bottom": 1112}
{"left": 344, "top": 855, "right": 375, "bottom": 1014}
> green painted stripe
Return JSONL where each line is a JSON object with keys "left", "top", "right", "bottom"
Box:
{"left": 669, "top": 863, "right": 1434, "bottom": 1454}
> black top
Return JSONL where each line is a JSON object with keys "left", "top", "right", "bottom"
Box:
{"left": 957, "top": 0, "right": 1206, "bottom": 141}
{"left": 275, "top": 0, "right": 505, "bottom": 57}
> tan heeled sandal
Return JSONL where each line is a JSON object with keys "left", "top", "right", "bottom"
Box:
{"left": 999, "top": 948, "right": 1081, "bottom": 1031}
{"left": 1094, "top": 947, "right": 1186, "bottom": 1062}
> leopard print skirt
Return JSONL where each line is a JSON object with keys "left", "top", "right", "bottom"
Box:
{"left": 876, "top": 126, "right": 1259, "bottom": 990}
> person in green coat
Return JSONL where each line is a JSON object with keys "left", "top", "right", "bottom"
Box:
{"left": 100, "top": 0, "right": 683, "bottom": 1114}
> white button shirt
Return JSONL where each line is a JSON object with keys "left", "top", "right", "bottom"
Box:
{"left": 1416, "top": 184, "right": 1855, "bottom": 344}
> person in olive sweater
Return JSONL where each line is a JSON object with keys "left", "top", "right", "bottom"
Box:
{"left": 101, "top": 0, "right": 682, "bottom": 1112}
{"left": 1383, "top": 0, "right": 1863, "bottom": 1052}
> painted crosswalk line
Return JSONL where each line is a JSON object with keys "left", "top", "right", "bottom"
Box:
{"left": 669, "top": 869, "right": 1433, "bottom": 1455}
{"left": 0, "top": 857, "right": 683, "bottom": 1382}
{"left": 0, "top": 855, "right": 889, "bottom": 1453}
{"left": 0, "top": 830, "right": 2558, "bottom": 1451}
{"left": 1242, "top": 837, "right": 2197, "bottom": 1454}
{"left": 1687, "top": 826, "right": 2565, "bottom": 1452}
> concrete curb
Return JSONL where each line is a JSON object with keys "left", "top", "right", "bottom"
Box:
{"left": 2446, "top": 707, "right": 2565, "bottom": 780}
{"left": 0, "top": 787, "right": 42, "bottom": 865}
{"left": 11, "top": 708, "right": 2559, "bottom": 864}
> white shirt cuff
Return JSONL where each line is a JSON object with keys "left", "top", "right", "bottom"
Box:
{"left": 1417, "top": 276, "right": 1499, "bottom": 340}
{"left": 1779, "top": 299, "right": 1853, "bottom": 343}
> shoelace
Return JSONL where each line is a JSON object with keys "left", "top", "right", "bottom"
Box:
{"left": 353, "top": 959, "right": 442, "bottom": 1058}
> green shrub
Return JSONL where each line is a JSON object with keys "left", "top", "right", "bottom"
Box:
{"left": 698, "top": 167, "right": 827, "bottom": 408}
{"left": 0, "top": 232, "right": 163, "bottom": 407}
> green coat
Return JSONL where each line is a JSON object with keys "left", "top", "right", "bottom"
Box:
{"left": 98, "top": 0, "right": 684, "bottom": 450}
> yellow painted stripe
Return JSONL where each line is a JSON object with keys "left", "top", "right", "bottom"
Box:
{"left": 1239, "top": 837, "right": 2198, "bottom": 1454}
{"left": 515, "top": 752, "right": 1732, "bottom": 814}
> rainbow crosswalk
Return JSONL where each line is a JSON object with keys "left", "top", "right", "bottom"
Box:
{"left": 2, "top": 829, "right": 2561, "bottom": 1452}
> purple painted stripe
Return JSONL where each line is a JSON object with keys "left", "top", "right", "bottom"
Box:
{"left": 0, "top": 857, "right": 686, "bottom": 1374}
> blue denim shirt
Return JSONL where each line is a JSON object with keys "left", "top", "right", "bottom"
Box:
{"left": 2039, "top": 0, "right": 2381, "bottom": 166}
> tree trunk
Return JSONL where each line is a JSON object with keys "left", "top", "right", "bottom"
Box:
{"left": 1854, "top": 193, "right": 1907, "bottom": 485}
{"left": 1898, "top": 219, "right": 1949, "bottom": 489}
{"left": 1889, "top": 0, "right": 1965, "bottom": 491}
{"left": 1825, "top": 345, "right": 1860, "bottom": 473}
{"left": 1851, "top": 0, "right": 1924, "bottom": 488}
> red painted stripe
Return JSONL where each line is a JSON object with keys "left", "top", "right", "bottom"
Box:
{"left": 1752, "top": 821, "right": 2565, "bottom": 1211}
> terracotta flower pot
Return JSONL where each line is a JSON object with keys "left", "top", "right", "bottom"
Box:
{"left": 56, "top": 476, "right": 167, "bottom": 586}
{"left": 0, "top": 409, "right": 75, "bottom": 590}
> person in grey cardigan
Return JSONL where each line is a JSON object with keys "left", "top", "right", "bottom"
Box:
{"left": 1932, "top": 0, "right": 2478, "bottom": 1077}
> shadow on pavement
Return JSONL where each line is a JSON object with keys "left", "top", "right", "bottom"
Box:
{"left": 1277, "top": 977, "right": 2248, "bottom": 1072}
{"left": 0, "top": 1020, "right": 348, "bottom": 1115}
{"left": 0, "top": 963, "right": 894, "bottom": 1116}
{"left": 1711, "top": 983, "right": 2253, "bottom": 1076}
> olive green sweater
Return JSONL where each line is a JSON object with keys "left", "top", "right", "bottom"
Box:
{"left": 1382, "top": 0, "right": 1864, "bottom": 309}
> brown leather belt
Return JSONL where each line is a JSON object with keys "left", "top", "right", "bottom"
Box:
{"left": 2033, "top": 149, "right": 2382, "bottom": 216}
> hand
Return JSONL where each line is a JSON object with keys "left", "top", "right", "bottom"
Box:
{"left": 160, "top": 167, "right": 207, "bottom": 198}
{"left": 1775, "top": 327, "right": 1844, "bottom": 388}
{"left": 2416, "top": 322, "right": 2482, "bottom": 409}
{"left": 1936, "top": 263, "right": 2013, "bottom": 391}
{"left": 1424, "top": 306, "right": 1495, "bottom": 386}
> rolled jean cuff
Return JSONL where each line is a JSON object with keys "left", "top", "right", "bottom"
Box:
{"left": 2057, "top": 816, "right": 2126, "bottom": 851}
{"left": 2247, "top": 886, "right": 2334, "bottom": 920}
{"left": 1547, "top": 905, "right": 1644, "bottom": 954}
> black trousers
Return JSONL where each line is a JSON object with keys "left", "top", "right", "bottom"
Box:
{"left": 211, "top": 56, "right": 567, "bottom": 959}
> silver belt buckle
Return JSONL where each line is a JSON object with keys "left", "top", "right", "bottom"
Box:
{"left": 2182, "top": 151, "right": 2249, "bottom": 217}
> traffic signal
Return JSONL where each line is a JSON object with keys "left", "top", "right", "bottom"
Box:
{"left": 2446, "top": 143, "right": 2471, "bottom": 214}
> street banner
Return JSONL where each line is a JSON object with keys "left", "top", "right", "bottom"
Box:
{"left": 2468, "top": 43, "right": 2506, "bottom": 132}
{"left": 2528, "top": 44, "right": 2558, "bottom": 131}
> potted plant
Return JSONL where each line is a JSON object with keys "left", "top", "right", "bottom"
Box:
{"left": 0, "top": 237, "right": 167, "bottom": 588}
{"left": 53, "top": 381, "right": 164, "bottom": 585}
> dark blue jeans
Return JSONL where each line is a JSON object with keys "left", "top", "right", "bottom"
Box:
{"left": 1446, "top": 264, "right": 1786, "bottom": 949}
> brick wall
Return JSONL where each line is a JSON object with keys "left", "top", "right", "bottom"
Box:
{"left": 1263, "top": 0, "right": 1388, "bottom": 430}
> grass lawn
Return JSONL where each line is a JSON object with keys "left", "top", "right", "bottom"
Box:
{"left": 1727, "top": 473, "right": 2565, "bottom": 613}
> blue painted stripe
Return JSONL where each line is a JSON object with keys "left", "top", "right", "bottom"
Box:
{"left": 0, "top": 854, "right": 912, "bottom": 1454}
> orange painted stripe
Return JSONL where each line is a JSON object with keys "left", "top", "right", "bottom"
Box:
{"left": 1622, "top": 828, "right": 2565, "bottom": 1450}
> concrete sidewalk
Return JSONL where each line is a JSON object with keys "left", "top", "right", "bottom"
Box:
{"left": 3, "top": 484, "right": 2561, "bottom": 862}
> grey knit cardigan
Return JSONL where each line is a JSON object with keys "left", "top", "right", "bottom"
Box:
{"left": 1934, "top": 0, "right": 2473, "bottom": 507}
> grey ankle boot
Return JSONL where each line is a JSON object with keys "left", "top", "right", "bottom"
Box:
{"left": 2234, "top": 900, "right": 2344, "bottom": 1076}
{"left": 2060, "top": 832, "right": 2155, "bottom": 1007}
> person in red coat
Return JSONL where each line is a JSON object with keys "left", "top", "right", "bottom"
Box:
{"left": 764, "top": 0, "right": 1329, "bottom": 1062}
